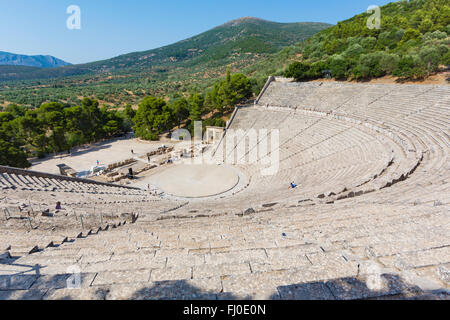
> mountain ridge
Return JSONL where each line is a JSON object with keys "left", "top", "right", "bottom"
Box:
{"left": 0, "top": 18, "right": 331, "bottom": 82}
{"left": 83, "top": 18, "right": 331, "bottom": 71}
{"left": 0, "top": 17, "right": 331, "bottom": 107}
{"left": 0, "top": 51, "right": 71, "bottom": 68}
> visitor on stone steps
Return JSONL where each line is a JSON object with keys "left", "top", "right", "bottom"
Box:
{"left": 290, "top": 182, "right": 297, "bottom": 189}
{"left": 55, "top": 201, "right": 62, "bottom": 210}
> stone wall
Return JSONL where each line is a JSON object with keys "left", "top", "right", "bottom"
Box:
{"left": 254, "top": 76, "right": 275, "bottom": 105}
{"left": 0, "top": 165, "right": 140, "bottom": 190}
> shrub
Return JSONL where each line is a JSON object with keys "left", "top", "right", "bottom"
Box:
{"left": 418, "top": 46, "right": 442, "bottom": 73}
{"left": 283, "top": 62, "right": 311, "bottom": 81}
{"left": 441, "top": 51, "right": 450, "bottom": 66}
{"left": 393, "top": 55, "right": 427, "bottom": 79}
{"left": 329, "top": 55, "right": 350, "bottom": 80}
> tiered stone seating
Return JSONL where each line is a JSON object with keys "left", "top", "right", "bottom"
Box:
{"left": 206, "top": 105, "right": 396, "bottom": 206}
{"left": 1, "top": 80, "right": 448, "bottom": 300}
{"left": 0, "top": 166, "right": 184, "bottom": 261}
{"left": 1, "top": 200, "right": 448, "bottom": 300}
{"left": 251, "top": 81, "right": 448, "bottom": 205}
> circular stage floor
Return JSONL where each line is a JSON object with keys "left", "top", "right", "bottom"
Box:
{"left": 143, "top": 164, "right": 239, "bottom": 198}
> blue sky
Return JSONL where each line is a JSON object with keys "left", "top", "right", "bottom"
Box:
{"left": 0, "top": 0, "right": 396, "bottom": 64}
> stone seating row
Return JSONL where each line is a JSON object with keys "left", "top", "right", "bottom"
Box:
{"left": 1, "top": 199, "right": 447, "bottom": 299}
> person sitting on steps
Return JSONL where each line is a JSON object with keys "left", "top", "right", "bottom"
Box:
{"left": 289, "top": 182, "right": 297, "bottom": 189}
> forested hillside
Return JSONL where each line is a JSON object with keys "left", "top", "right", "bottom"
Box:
{"left": 282, "top": 0, "right": 449, "bottom": 81}
{"left": 0, "top": 18, "right": 329, "bottom": 108}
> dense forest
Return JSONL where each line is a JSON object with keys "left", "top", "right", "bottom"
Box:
{"left": 283, "top": 0, "right": 449, "bottom": 81}
{"left": 0, "top": 71, "right": 251, "bottom": 168}
{"left": 0, "top": 98, "right": 128, "bottom": 168}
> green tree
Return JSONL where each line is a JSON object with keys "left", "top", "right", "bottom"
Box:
{"left": 419, "top": 18, "right": 433, "bottom": 33}
{"left": 124, "top": 104, "right": 136, "bottom": 122}
{"left": 37, "top": 102, "right": 67, "bottom": 153}
{"left": 189, "top": 94, "right": 204, "bottom": 122}
{"left": 419, "top": 46, "right": 441, "bottom": 74}
{"left": 205, "top": 73, "right": 252, "bottom": 112}
{"left": 4, "top": 104, "right": 27, "bottom": 118}
{"left": 284, "top": 62, "right": 311, "bottom": 81}
{"left": 103, "top": 120, "right": 120, "bottom": 137}
{"left": 329, "top": 55, "right": 350, "bottom": 79}
{"left": 393, "top": 55, "right": 426, "bottom": 79}
{"left": 0, "top": 139, "right": 30, "bottom": 168}
{"left": 170, "top": 98, "right": 189, "bottom": 128}
{"left": 442, "top": 51, "right": 450, "bottom": 65}
{"left": 80, "top": 98, "right": 103, "bottom": 142}
{"left": 133, "top": 96, "right": 173, "bottom": 140}
{"left": 402, "top": 28, "right": 421, "bottom": 42}
{"left": 0, "top": 119, "right": 30, "bottom": 168}
{"left": 355, "top": 52, "right": 400, "bottom": 79}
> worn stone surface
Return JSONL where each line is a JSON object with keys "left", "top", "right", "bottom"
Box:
{"left": 0, "top": 275, "right": 37, "bottom": 290}
{"left": 325, "top": 274, "right": 411, "bottom": 300}
{"left": 1, "top": 81, "right": 449, "bottom": 300}
{"left": 0, "top": 289, "right": 48, "bottom": 300}
{"left": 92, "top": 270, "right": 150, "bottom": 286}
{"left": 43, "top": 287, "right": 110, "bottom": 300}
{"left": 150, "top": 266, "right": 192, "bottom": 282}
{"left": 30, "top": 273, "right": 96, "bottom": 290}
{"left": 278, "top": 282, "right": 335, "bottom": 300}
{"left": 193, "top": 263, "right": 251, "bottom": 279}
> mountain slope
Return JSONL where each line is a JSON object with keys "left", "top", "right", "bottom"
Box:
{"left": 0, "top": 17, "right": 330, "bottom": 107}
{"left": 85, "top": 18, "right": 330, "bottom": 72}
{"left": 0, "top": 51, "right": 71, "bottom": 68}
{"left": 278, "top": 0, "right": 449, "bottom": 80}
{"left": 1, "top": 18, "right": 330, "bottom": 80}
